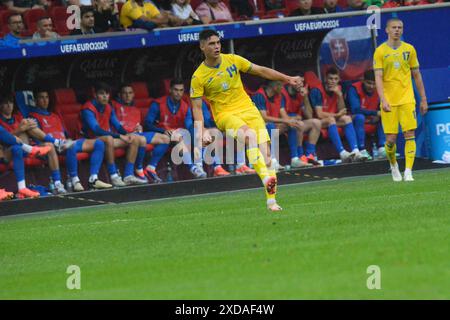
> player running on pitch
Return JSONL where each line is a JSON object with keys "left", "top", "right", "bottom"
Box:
{"left": 190, "top": 29, "right": 302, "bottom": 212}
{"left": 373, "top": 18, "right": 428, "bottom": 182}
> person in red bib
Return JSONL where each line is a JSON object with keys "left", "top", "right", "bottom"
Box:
{"left": 144, "top": 79, "right": 207, "bottom": 179}
{"left": 0, "top": 94, "right": 71, "bottom": 195}
{"left": 81, "top": 82, "right": 146, "bottom": 187}
{"left": 281, "top": 74, "right": 322, "bottom": 166}
{"left": 309, "top": 67, "right": 368, "bottom": 163}
{"left": 112, "top": 83, "right": 171, "bottom": 183}
{"left": 30, "top": 89, "right": 112, "bottom": 191}
{"left": 347, "top": 69, "right": 386, "bottom": 160}
{"left": 252, "top": 80, "right": 314, "bottom": 170}
{"left": 0, "top": 95, "right": 51, "bottom": 199}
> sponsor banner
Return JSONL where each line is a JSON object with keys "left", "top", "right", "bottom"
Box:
{"left": 425, "top": 104, "right": 450, "bottom": 161}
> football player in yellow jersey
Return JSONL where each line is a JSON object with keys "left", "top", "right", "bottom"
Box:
{"left": 374, "top": 18, "right": 428, "bottom": 182}
{"left": 190, "top": 29, "right": 302, "bottom": 212}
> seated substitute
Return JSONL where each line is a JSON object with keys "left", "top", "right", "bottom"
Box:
{"left": 29, "top": 89, "right": 112, "bottom": 191}
{"left": 80, "top": 82, "right": 146, "bottom": 187}
{"left": 0, "top": 124, "right": 51, "bottom": 199}
{"left": 281, "top": 75, "right": 322, "bottom": 166}
{"left": 144, "top": 79, "right": 207, "bottom": 179}
{"left": 112, "top": 83, "right": 170, "bottom": 183}
{"left": 252, "top": 80, "right": 312, "bottom": 170}
{"left": 0, "top": 94, "right": 73, "bottom": 194}
{"left": 347, "top": 69, "right": 386, "bottom": 160}
{"left": 308, "top": 67, "right": 368, "bottom": 162}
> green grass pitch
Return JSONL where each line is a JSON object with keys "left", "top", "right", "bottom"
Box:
{"left": 1, "top": 168, "right": 449, "bottom": 299}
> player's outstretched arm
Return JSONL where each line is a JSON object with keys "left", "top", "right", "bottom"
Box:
{"left": 411, "top": 68, "right": 428, "bottom": 115}
{"left": 248, "top": 64, "right": 301, "bottom": 87}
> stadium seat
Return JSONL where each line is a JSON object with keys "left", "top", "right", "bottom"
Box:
{"left": 0, "top": 10, "right": 13, "bottom": 34}
{"left": 49, "top": 6, "right": 70, "bottom": 36}
{"left": 131, "top": 82, "right": 153, "bottom": 109}
{"left": 23, "top": 8, "right": 46, "bottom": 34}
{"left": 52, "top": 88, "right": 82, "bottom": 140}
{"left": 286, "top": 0, "right": 300, "bottom": 12}
{"left": 304, "top": 71, "right": 322, "bottom": 88}
{"left": 190, "top": 0, "right": 203, "bottom": 10}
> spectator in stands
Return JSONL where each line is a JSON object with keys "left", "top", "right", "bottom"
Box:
{"left": 323, "top": 0, "right": 344, "bottom": 13}
{"left": 0, "top": 94, "right": 73, "bottom": 194}
{"left": 0, "top": 123, "right": 51, "bottom": 199}
{"left": 29, "top": 89, "right": 112, "bottom": 191}
{"left": 289, "top": 0, "right": 325, "bottom": 16}
{"left": 195, "top": 0, "right": 233, "bottom": 24}
{"left": 93, "top": 0, "right": 121, "bottom": 32}
{"left": 120, "top": 0, "right": 169, "bottom": 31}
{"left": 153, "top": 0, "right": 184, "bottom": 26}
{"left": 264, "top": 0, "right": 284, "bottom": 10}
{"left": 70, "top": 6, "right": 97, "bottom": 35}
{"left": 80, "top": 82, "right": 146, "bottom": 186}
{"left": 171, "top": 0, "right": 202, "bottom": 26}
{"left": 3, "top": 13, "right": 25, "bottom": 47}
{"left": 364, "top": 0, "right": 383, "bottom": 7}
{"left": 230, "top": 0, "right": 256, "bottom": 18}
{"left": 345, "top": 0, "right": 368, "bottom": 10}
{"left": 144, "top": 79, "right": 207, "bottom": 179}
{"left": 382, "top": 0, "right": 401, "bottom": 7}
{"left": 347, "top": 69, "right": 386, "bottom": 160}
{"left": 63, "top": 0, "right": 92, "bottom": 6}
{"left": 308, "top": 67, "right": 368, "bottom": 162}
{"left": 32, "top": 17, "right": 59, "bottom": 40}
{"left": 281, "top": 76, "right": 322, "bottom": 166}
{"left": 112, "top": 83, "right": 171, "bottom": 183}
{"left": 1, "top": 0, "right": 49, "bottom": 14}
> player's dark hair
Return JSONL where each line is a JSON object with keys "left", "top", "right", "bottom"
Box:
{"left": 199, "top": 29, "right": 220, "bottom": 42}
{"left": 386, "top": 17, "right": 402, "bottom": 27}
{"left": 170, "top": 78, "right": 184, "bottom": 88}
{"left": 94, "top": 82, "right": 111, "bottom": 94}
{"left": 364, "top": 69, "right": 375, "bottom": 81}
{"left": 326, "top": 67, "right": 339, "bottom": 77}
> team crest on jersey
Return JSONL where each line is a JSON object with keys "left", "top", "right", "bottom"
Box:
{"left": 221, "top": 82, "right": 230, "bottom": 91}
{"left": 330, "top": 38, "right": 349, "bottom": 70}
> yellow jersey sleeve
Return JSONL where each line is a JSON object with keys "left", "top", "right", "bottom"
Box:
{"left": 190, "top": 75, "right": 204, "bottom": 99}
{"left": 145, "top": 2, "right": 161, "bottom": 19}
{"left": 409, "top": 46, "right": 420, "bottom": 69}
{"left": 233, "top": 54, "right": 253, "bottom": 73}
{"left": 373, "top": 46, "right": 384, "bottom": 70}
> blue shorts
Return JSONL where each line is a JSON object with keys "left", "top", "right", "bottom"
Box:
{"left": 137, "top": 132, "right": 156, "bottom": 144}
{"left": 74, "top": 139, "right": 85, "bottom": 153}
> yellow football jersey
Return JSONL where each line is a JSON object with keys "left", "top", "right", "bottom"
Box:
{"left": 190, "top": 53, "right": 255, "bottom": 122}
{"left": 373, "top": 41, "right": 419, "bottom": 106}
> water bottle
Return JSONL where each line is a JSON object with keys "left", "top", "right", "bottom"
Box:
{"left": 166, "top": 162, "right": 173, "bottom": 182}
{"left": 66, "top": 175, "right": 73, "bottom": 192}
{"left": 48, "top": 177, "right": 55, "bottom": 194}
{"left": 372, "top": 142, "right": 379, "bottom": 159}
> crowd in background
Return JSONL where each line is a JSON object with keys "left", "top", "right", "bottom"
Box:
{"left": 0, "top": 0, "right": 447, "bottom": 47}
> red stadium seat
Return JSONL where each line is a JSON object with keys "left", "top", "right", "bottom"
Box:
{"left": 131, "top": 82, "right": 153, "bottom": 109}
{"left": 49, "top": 6, "right": 70, "bottom": 36}
{"left": 52, "top": 88, "right": 82, "bottom": 139}
{"left": 23, "top": 8, "right": 46, "bottom": 34}
{"left": 0, "top": 10, "right": 13, "bottom": 34}
{"left": 286, "top": 0, "right": 300, "bottom": 12}
{"left": 190, "top": 0, "right": 203, "bottom": 10}
{"left": 304, "top": 71, "right": 322, "bottom": 88}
